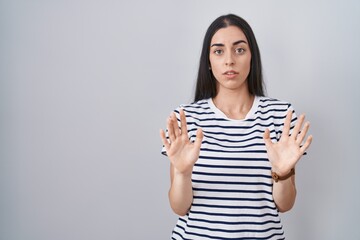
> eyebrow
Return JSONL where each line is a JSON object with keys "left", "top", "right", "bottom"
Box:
{"left": 210, "top": 40, "right": 247, "bottom": 47}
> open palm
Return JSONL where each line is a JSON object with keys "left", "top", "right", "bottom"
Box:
{"left": 263, "top": 110, "right": 313, "bottom": 176}
{"left": 160, "top": 109, "right": 203, "bottom": 175}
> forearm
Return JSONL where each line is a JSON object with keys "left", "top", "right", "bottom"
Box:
{"left": 272, "top": 175, "right": 296, "bottom": 212}
{"left": 168, "top": 170, "right": 193, "bottom": 216}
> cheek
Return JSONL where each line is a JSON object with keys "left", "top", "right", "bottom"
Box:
{"left": 209, "top": 58, "right": 222, "bottom": 76}
{"left": 209, "top": 56, "right": 216, "bottom": 68}
{"left": 246, "top": 56, "right": 252, "bottom": 69}
{"left": 211, "top": 65, "right": 223, "bottom": 80}
{"left": 241, "top": 56, "right": 252, "bottom": 74}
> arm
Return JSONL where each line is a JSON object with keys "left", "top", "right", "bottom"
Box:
{"left": 168, "top": 163, "right": 193, "bottom": 216}
{"left": 272, "top": 175, "right": 296, "bottom": 212}
{"left": 263, "top": 110, "right": 312, "bottom": 212}
{"left": 160, "top": 109, "right": 203, "bottom": 216}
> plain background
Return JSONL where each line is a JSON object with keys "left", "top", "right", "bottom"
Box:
{"left": 1, "top": 0, "right": 359, "bottom": 239}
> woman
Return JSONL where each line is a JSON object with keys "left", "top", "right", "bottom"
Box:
{"left": 160, "top": 14, "right": 312, "bottom": 240}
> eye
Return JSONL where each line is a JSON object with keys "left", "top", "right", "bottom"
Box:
{"left": 213, "top": 49, "right": 223, "bottom": 55}
{"left": 235, "top": 48, "right": 245, "bottom": 54}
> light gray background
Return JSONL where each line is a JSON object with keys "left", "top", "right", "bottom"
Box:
{"left": 1, "top": 0, "right": 359, "bottom": 239}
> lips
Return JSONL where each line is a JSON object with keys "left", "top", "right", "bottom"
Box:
{"left": 223, "top": 70, "right": 239, "bottom": 75}
{"left": 223, "top": 70, "right": 239, "bottom": 79}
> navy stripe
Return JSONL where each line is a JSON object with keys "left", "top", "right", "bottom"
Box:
{"left": 186, "top": 223, "right": 282, "bottom": 233}
{"left": 192, "top": 179, "right": 272, "bottom": 187}
{"left": 204, "top": 135, "right": 263, "bottom": 143}
{"left": 185, "top": 118, "right": 297, "bottom": 130}
{"left": 200, "top": 148, "right": 268, "bottom": 154}
{"left": 202, "top": 141, "right": 265, "bottom": 149}
{"left": 188, "top": 121, "right": 282, "bottom": 129}
{"left": 177, "top": 109, "right": 214, "bottom": 115}
{"left": 188, "top": 216, "right": 281, "bottom": 225}
{"left": 198, "top": 156, "right": 269, "bottom": 162}
{"left": 193, "top": 188, "right": 272, "bottom": 195}
{"left": 258, "top": 102, "right": 290, "bottom": 108}
{"left": 192, "top": 171, "right": 271, "bottom": 178}
{"left": 259, "top": 98, "right": 280, "bottom": 102}
{"left": 181, "top": 105, "right": 211, "bottom": 110}
{"left": 254, "top": 108, "right": 288, "bottom": 115}
{"left": 193, "top": 196, "right": 273, "bottom": 203}
{"left": 194, "top": 163, "right": 270, "bottom": 170}
{"left": 192, "top": 203, "right": 277, "bottom": 210}
{"left": 201, "top": 129, "right": 266, "bottom": 137}
{"left": 189, "top": 210, "right": 279, "bottom": 218}
{"left": 182, "top": 113, "right": 292, "bottom": 122}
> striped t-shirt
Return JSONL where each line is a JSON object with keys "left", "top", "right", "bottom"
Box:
{"left": 162, "top": 96, "right": 298, "bottom": 240}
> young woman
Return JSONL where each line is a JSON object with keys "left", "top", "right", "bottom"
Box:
{"left": 160, "top": 14, "right": 312, "bottom": 240}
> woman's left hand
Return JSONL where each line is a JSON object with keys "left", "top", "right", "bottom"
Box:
{"left": 263, "top": 110, "right": 313, "bottom": 176}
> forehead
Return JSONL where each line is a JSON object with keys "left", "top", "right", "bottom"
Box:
{"left": 211, "top": 26, "right": 248, "bottom": 44}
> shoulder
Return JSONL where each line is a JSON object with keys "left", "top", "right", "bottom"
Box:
{"left": 179, "top": 99, "right": 209, "bottom": 110}
{"left": 256, "top": 96, "right": 298, "bottom": 121}
{"left": 257, "top": 96, "right": 292, "bottom": 109}
{"left": 171, "top": 99, "right": 214, "bottom": 127}
{"left": 173, "top": 99, "right": 211, "bottom": 115}
{"left": 257, "top": 96, "right": 299, "bottom": 114}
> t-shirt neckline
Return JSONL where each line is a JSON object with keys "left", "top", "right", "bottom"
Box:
{"left": 207, "top": 95, "right": 259, "bottom": 122}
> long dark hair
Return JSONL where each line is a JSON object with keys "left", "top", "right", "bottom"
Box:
{"left": 194, "top": 14, "right": 265, "bottom": 102}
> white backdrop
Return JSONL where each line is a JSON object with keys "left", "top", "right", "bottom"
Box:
{"left": 1, "top": 0, "right": 359, "bottom": 239}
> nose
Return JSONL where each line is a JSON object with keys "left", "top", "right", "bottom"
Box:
{"left": 225, "top": 52, "right": 235, "bottom": 66}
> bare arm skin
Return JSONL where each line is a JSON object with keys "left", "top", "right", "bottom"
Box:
{"left": 263, "top": 110, "right": 313, "bottom": 212}
{"left": 160, "top": 109, "right": 203, "bottom": 216}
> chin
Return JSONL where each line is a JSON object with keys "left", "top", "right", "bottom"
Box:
{"left": 219, "top": 80, "right": 247, "bottom": 90}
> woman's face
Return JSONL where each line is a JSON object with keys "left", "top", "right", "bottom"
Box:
{"left": 209, "top": 26, "right": 252, "bottom": 93}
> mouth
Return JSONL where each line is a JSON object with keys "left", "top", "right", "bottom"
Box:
{"left": 223, "top": 70, "right": 239, "bottom": 77}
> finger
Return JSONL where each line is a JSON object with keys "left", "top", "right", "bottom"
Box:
{"left": 179, "top": 108, "right": 188, "bottom": 136}
{"left": 291, "top": 114, "right": 305, "bottom": 141}
{"left": 193, "top": 128, "right": 204, "bottom": 149}
{"left": 171, "top": 112, "right": 181, "bottom": 137}
{"left": 159, "top": 129, "right": 170, "bottom": 151}
{"left": 281, "top": 110, "right": 293, "bottom": 139}
{"left": 167, "top": 117, "right": 176, "bottom": 142}
{"left": 296, "top": 121, "right": 310, "bottom": 144}
{"left": 300, "top": 135, "right": 313, "bottom": 153}
{"left": 263, "top": 128, "right": 272, "bottom": 148}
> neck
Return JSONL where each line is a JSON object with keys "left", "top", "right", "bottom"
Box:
{"left": 212, "top": 87, "right": 254, "bottom": 120}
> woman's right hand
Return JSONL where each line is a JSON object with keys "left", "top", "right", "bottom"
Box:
{"left": 160, "top": 108, "right": 203, "bottom": 176}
